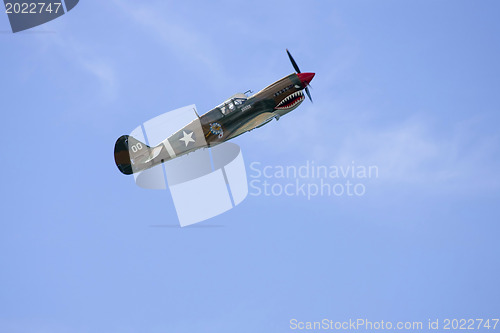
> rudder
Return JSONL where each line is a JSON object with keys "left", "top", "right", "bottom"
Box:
{"left": 114, "top": 135, "right": 152, "bottom": 175}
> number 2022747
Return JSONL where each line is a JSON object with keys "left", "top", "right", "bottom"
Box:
{"left": 5, "top": 3, "right": 62, "bottom": 14}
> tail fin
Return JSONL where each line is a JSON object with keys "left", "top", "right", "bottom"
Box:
{"left": 114, "top": 135, "right": 152, "bottom": 175}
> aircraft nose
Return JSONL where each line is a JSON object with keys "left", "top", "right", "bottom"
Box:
{"left": 297, "top": 72, "right": 315, "bottom": 88}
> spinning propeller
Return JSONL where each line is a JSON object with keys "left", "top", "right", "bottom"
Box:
{"left": 286, "top": 49, "right": 314, "bottom": 103}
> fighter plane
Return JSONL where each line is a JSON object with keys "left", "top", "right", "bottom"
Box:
{"left": 114, "top": 49, "right": 315, "bottom": 175}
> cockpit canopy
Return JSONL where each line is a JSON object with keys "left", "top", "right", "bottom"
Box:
{"left": 216, "top": 93, "right": 247, "bottom": 115}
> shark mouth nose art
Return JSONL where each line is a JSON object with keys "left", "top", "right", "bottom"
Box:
{"left": 275, "top": 90, "right": 305, "bottom": 110}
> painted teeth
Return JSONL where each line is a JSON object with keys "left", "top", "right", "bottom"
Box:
{"left": 276, "top": 90, "right": 305, "bottom": 109}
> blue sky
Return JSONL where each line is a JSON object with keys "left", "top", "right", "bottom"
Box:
{"left": 1, "top": 0, "right": 499, "bottom": 332}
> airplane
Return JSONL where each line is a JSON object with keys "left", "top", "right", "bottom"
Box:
{"left": 114, "top": 49, "right": 315, "bottom": 175}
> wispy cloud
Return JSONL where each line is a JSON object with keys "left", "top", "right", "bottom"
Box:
{"left": 54, "top": 36, "right": 118, "bottom": 100}
{"left": 251, "top": 98, "right": 500, "bottom": 193}
{"left": 26, "top": 27, "right": 118, "bottom": 101}
{"left": 111, "top": 0, "right": 225, "bottom": 81}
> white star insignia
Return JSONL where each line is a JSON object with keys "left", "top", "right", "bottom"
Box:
{"left": 179, "top": 130, "right": 195, "bottom": 147}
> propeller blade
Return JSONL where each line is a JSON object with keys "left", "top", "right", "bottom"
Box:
{"left": 305, "top": 87, "right": 313, "bottom": 103}
{"left": 287, "top": 49, "right": 313, "bottom": 103}
{"left": 286, "top": 49, "right": 301, "bottom": 73}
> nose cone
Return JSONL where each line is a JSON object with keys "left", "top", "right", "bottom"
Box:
{"left": 297, "top": 72, "right": 315, "bottom": 88}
